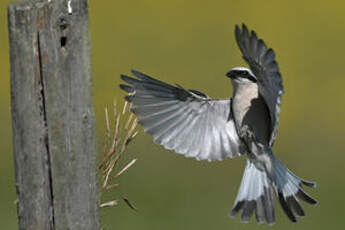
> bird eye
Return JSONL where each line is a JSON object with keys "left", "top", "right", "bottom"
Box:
{"left": 242, "top": 71, "right": 248, "bottom": 76}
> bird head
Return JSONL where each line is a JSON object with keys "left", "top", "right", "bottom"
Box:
{"left": 226, "top": 67, "right": 257, "bottom": 84}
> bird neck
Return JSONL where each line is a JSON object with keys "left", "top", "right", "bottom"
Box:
{"left": 232, "top": 81, "right": 258, "bottom": 99}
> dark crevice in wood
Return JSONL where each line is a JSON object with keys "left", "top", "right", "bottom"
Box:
{"left": 59, "top": 17, "right": 68, "bottom": 49}
{"left": 60, "top": 36, "right": 67, "bottom": 47}
{"left": 37, "top": 31, "right": 55, "bottom": 230}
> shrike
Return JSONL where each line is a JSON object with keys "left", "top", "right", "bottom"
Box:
{"left": 120, "top": 24, "right": 317, "bottom": 224}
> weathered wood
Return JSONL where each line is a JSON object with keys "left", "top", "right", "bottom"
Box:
{"left": 8, "top": 2, "right": 54, "bottom": 229}
{"left": 8, "top": 0, "right": 100, "bottom": 229}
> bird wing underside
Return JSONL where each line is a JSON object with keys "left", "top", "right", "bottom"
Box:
{"left": 120, "top": 70, "right": 245, "bottom": 161}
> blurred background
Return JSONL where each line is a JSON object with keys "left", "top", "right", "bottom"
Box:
{"left": 1, "top": 0, "right": 345, "bottom": 229}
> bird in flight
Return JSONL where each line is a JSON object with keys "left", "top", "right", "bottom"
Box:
{"left": 120, "top": 24, "right": 317, "bottom": 225}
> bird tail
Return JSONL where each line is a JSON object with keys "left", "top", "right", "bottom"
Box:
{"left": 230, "top": 156, "right": 317, "bottom": 225}
{"left": 230, "top": 160, "right": 276, "bottom": 224}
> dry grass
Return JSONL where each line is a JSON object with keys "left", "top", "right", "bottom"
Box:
{"left": 99, "top": 100, "right": 138, "bottom": 211}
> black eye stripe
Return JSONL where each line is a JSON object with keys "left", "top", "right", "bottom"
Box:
{"left": 247, "top": 75, "right": 257, "bottom": 82}
{"left": 235, "top": 70, "right": 257, "bottom": 82}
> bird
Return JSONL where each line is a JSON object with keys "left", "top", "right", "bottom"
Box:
{"left": 119, "top": 24, "right": 317, "bottom": 225}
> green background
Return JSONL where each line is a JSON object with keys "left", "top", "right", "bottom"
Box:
{"left": 1, "top": 0, "right": 344, "bottom": 229}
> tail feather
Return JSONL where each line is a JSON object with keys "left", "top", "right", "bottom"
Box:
{"left": 272, "top": 156, "right": 317, "bottom": 201}
{"left": 230, "top": 156, "right": 317, "bottom": 224}
{"left": 230, "top": 160, "right": 275, "bottom": 225}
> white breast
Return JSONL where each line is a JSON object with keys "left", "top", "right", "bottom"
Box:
{"left": 232, "top": 82, "right": 271, "bottom": 145}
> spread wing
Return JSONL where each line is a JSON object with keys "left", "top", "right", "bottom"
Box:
{"left": 120, "top": 70, "right": 245, "bottom": 161}
{"left": 235, "top": 24, "right": 284, "bottom": 147}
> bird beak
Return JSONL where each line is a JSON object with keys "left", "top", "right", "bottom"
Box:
{"left": 226, "top": 70, "right": 236, "bottom": 79}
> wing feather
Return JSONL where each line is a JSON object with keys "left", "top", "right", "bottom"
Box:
{"left": 120, "top": 70, "right": 245, "bottom": 161}
{"left": 235, "top": 24, "right": 284, "bottom": 146}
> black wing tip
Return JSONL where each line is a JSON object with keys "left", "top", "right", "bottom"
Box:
{"left": 130, "top": 69, "right": 164, "bottom": 84}
{"left": 122, "top": 70, "right": 146, "bottom": 81}
{"left": 234, "top": 24, "right": 245, "bottom": 35}
{"left": 119, "top": 84, "right": 134, "bottom": 93}
{"left": 234, "top": 23, "right": 252, "bottom": 34}
{"left": 131, "top": 69, "right": 152, "bottom": 80}
{"left": 234, "top": 23, "right": 247, "bottom": 29}
{"left": 235, "top": 23, "right": 258, "bottom": 54}
{"left": 266, "top": 48, "right": 276, "bottom": 56}
{"left": 130, "top": 69, "right": 140, "bottom": 76}
{"left": 235, "top": 24, "right": 240, "bottom": 32}
{"left": 120, "top": 74, "right": 133, "bottom": 82}
{"left": 234, "top": 24, "right": 241, "bottom": 41}
{"left": 242, "top": 24, "right": 249, "bottom": 34}
{"left": 251, "top": 29, "right": 258, "bottom": 38}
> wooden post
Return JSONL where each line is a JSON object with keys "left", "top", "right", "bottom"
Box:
{"left": 8, "top": 0, "right": 100, "bottom": 229}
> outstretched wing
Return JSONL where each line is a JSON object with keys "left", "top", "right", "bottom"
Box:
{"left": 120, "top": 70, "right": 245, "bottom": 161}
{"left": 235, "top": 24, "right": 284, "bottom": 147}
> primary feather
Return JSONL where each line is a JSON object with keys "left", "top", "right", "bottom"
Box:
{"left": 120, "top": 70, "right": 245, "bottom": 161}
